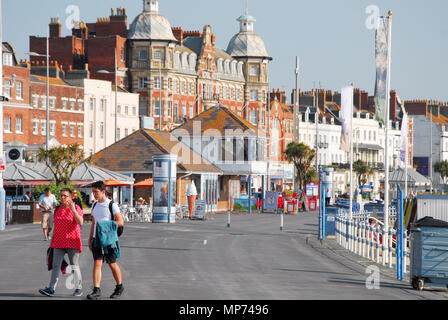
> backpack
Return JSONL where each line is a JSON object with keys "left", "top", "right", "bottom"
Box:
{"left": 92, "top": 201, "right": 124, "bottom": 237}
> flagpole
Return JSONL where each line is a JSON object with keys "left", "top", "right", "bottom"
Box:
{"left": 384, "top": 11, "right": 393, "bottom": 264}
{"left": 349, "top": 83, "right": 354, "bottom": 220}
{"left": 405, "top": 111, "right": 408, "bottom": 198}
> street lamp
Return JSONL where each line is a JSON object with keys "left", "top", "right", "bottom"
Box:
{"left": 98, "top": 49, "right": 118, "bottom": 143}
{"left": 0, "top": 0, "right": 5, "bottom": 230}
{"left": 27, "top": 46, "right": 50, "bottom": 151}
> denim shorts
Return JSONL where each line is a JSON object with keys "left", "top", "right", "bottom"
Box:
{"left": 91, "top": 238, "right": 117, "bottom": 264}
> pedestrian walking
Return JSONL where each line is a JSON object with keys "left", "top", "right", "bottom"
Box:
{"left": 38, "top": 188, "right": 58, "bottom": 241}
{"left": 256, "top": 188, "right": 263, "bottom": 212}
{"left": 39, "top": 188, "right": 84, "bottom": 297}
{"left": 87, "top": 181, "right": 125, "bottom": 300}
{"left": 72, "top": 189, "right": 83, "bottom": 209}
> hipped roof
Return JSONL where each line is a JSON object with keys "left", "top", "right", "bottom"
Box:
{"left": 89, "top": 129, "right": 221, "bottom": 174}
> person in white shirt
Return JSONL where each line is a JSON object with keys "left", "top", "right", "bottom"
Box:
{"left": 38, "top": 188, "right": 58, "bottom": 241}
{"left": 87, "top": 181, "right": 124, "bottom": 300}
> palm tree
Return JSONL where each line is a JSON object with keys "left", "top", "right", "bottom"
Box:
{"left": 434, "top": 160, "right": 448, "bottom": 185}
{"left": 353, "top": 159, "right": 373, "bottom": 189}
{"left": 38, "top": 143, "right": 85, "bottom": 186}
{"left": 285, "top": 142, "right": 317, "bottom": 192}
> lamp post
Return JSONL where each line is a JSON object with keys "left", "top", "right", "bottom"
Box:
{"left": 0, "top": 0, "right": 5, "bottom": 230}
{"left": 98, "top": 49, "right": 118, "bottom": 143}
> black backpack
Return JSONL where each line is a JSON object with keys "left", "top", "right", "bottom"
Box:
{"left": 92, "top": 201, "right": 124, "bottom": 237}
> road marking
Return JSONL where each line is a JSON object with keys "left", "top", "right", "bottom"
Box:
{"left": 203, "top": 240, "right": 207, "bottom": 245}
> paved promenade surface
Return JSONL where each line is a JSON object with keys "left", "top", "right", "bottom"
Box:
{"left": 0, "top": 211, "right": 447, "bottom": 300}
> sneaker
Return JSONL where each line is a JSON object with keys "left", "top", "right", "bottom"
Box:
{"left": 73, "top": 289, "right": 83, "bottom": 297}
{"left": 110, "top": 284, "right": 124, "bottom": 299}
{"left": 39, "top": 287, "right": 54, "bottom": 297}
{"left": 86, "top": 287, "right": 101, "bottom": 300}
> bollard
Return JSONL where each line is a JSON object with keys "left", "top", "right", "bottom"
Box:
{"left": 280, "top": 211, "right": 284, "bottom": 231}
{"left": 227, "top": 210, "right": 231, "bottom": 228}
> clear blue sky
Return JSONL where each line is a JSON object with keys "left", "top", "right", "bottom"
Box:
{"left": 3, "top": 0, "right": 448, "bottom": 102}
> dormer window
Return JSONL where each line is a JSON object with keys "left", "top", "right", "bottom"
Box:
{"left": 174, "top": 52, "right": 180, "bottom": 68}
{"left": 3, "top": 53, "right": 13, "bottom": 66}
{"left": 139, "top": 50, "right": 148, "bottom": 61}
{"left": 154, "top": 50, "right": 163, "bottom": 61}
{"left": 249, "top": 65, "right": 259, "bottom": 76}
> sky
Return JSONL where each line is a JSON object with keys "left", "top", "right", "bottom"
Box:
{"left": 2, "top": 0, "right": 448, "bottom": 102}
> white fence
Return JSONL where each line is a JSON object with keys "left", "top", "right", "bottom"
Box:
{"left": 335, "top": 209, "right": 409, "bottom": 273}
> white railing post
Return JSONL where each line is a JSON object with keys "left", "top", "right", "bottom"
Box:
{"left": 389, "top": 228, "right": 393, "bottom": 268}
{"left": 336, "top": 216, "right": 340, "bottom": 245}
{"left": 362, "top": 222, "right": 367, "bottom": 258}
{"left": 366, "top": 223, "right": 372, "bottom": 259}
{"left": 376, "top": 226, "right": 380, "bottom": 264}
{"left": 404, "top": 230, "right": 408, "bottom": 274}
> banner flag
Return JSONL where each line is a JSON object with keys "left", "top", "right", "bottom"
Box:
{"left": 340, "top": 86, "right": 354, "bottom": 152}
{"left": 374, "top": 16, "right": 390, "bottom": 125}
{"left": 400, "top": 111, "right": 408, "bottom": 163}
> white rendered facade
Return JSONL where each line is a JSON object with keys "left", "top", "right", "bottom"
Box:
{"left": 83, "top": 79, "right": 140, "bottom": 156}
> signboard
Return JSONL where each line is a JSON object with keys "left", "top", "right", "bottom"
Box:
{"left": 193, "top": 200, "right": 206, "bottom": 219}
{"left": 264, "top": 192, "right": 279, "bottom": 211}
{"left": 306, "top": 183, "right": 319, "bottom": 197}
{"left": 17, "top": 205, "right": 31, "bottom": 211}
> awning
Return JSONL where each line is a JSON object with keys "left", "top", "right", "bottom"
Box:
{"left": 134, "top": 179, "right": 154, "bottom": 188}
{"left": 381, "top": 167, "right": 431, "bottom": 186}
{"left": 355, "top": 143, "right": 383, "bottom": 151}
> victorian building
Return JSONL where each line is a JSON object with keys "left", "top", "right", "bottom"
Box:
{"left": 127, "top": 0, "right": 271, "bottom": 131}
{"left": 29, "top": 0, "right": 271, "bottom": 132}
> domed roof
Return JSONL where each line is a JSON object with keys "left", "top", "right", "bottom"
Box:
{"left": 227, "top": 32, "right": 269, "bottom": 58}
{"left": 226, "top": 12, "right": 270, "bottom": 58}
{"left": 128, "top": 1, "right": 177, "bottom": 41}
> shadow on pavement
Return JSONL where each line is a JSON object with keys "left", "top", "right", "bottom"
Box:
{"left": 328, "top": 278, "right": 412, "bottom": 290}
{"left": 276, "top": 268, "right": 352, "bottom": 276}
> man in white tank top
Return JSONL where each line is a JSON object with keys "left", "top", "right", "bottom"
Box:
{"left": 87, "top": 181, "right": 124, "bottom": 300}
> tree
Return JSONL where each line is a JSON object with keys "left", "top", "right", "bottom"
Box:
{"left": 285, "top": 142, "right": 317, "bottom": 192}
{"left": 434, "top": 160, "right": 448, "bottom": 185}
{"left": 353, "top": 159, "right": 373, "bottom": 188}
{"left": 37, "top": 144, "right": 85, "bottom": 186}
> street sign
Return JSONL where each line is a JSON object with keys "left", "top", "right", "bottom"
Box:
{"left": 0, "top": 96, "right": 9, "bottom": 102}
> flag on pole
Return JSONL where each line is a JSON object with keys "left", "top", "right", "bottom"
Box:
{"left": 340, "top": 85, "right": 354, "bottom": 152}
{"left": 374, "top": 16, "right": 391, "bottom": 125}
{"left": 400, "top": 110, "right": 408, "bottom": 163}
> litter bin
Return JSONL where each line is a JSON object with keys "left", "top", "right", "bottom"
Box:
{"left": 410, "top": 216, "right": 448, "bottom": 291}
{"left": 325, "top": 206, "right": 340, "bottom": 237}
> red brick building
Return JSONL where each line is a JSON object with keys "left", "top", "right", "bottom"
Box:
{"left": 29, "top": 8, "right": 128, "bottom": 88}
{"left": 2, "top": 42, "right": 32, "bottom": 145}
